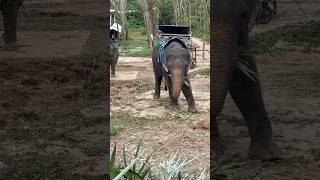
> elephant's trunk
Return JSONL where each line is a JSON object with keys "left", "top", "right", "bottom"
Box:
{"left": 171, "top": 68, "right": 184, "bottom": 99}
{"left": 212, "top": 11, "right": 238, "bottom": 118}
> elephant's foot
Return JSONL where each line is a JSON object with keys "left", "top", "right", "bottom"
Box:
{"left": 188, "top": 105, "right": 197, "bottom": 113}
{"left": 153, "top": 93, "right": 160, "bottom": 99}
{"left": 169, "top": 103, "right": 180, "bottom": 111}
{"left": 212, "top": 137, "right": 223, "bottom": 157}
{"left": 248, "top": 141, "right": 282, "bottom": 160}
{"left": 170, "top": 100, "right": 180, "bottom": 110}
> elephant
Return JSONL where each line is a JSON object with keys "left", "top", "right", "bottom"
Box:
{"left": 0, "top": 0, "right": 23, "bottom": 51}
{"left": 110, "top": 29, "right": 119, "bottom": 77}
{"left": 152, "top": 38, "right": 196, "bottom": 112}
{"left": 211, "top": 0, "right": 282, "bottom": 160}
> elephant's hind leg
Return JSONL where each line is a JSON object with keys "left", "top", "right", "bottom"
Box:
{"left": 229, "top": 57, "right": 282, "bottom": 160}
{"left": 153, "top": 74, "right": 162, "bottom": 99}
{"left": 110, "top": 63, "right": 116, "bottom": 77}
{"left": 1, "top": 0, "right": 23, "bottom": 51}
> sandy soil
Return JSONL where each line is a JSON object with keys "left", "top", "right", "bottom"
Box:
{"left": 0, "top": 0, "right": 108, "bottom": 179}
{"left": 214, "top": 0, "right": 320, "bottom": 179}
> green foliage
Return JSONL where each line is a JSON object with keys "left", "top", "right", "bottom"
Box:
{"left": 109, "top": 138, "right": 158, "bottom": 179}
{"left": 158, "top": 0, "right": 175, "bottom": 25}
{"left": 120, "top": 39, "right": 149, "bottom": 49}
{"left": 150, "top": 153, "right": 206, "bottom": 179}
{"left": 190, "top": 16, "right": 210, "bottom": 41}
{"left": 192, "top": 29, "right": 210, "bottom": 41}
{"left": 127, "top": 0, "right": 145, "bottom": 27}
{"left": 111, "top": 124, "right": 121, "bottom": 136}
{"left": 126, "top": 48, "right": 151, "bottom": 57}
{"left": 120, "top": 38, "right": 151, "bottom": 57}
{"left": 110, "top": 139, "right": 207, "bottom": 179}
{"left": 174, "top": 112, "right": 193, "bottom": 121}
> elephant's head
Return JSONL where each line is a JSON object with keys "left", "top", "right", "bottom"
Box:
{"left": 165, "top": 41, "right": 191, "bottom": 99}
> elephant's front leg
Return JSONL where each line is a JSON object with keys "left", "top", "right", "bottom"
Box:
{"left": 181, "top": 84, "right": 196, "bottom": 112}
{"left": 153, "top": 73, "right": 162, "bottom": 99}
{"left": 1, "top": 0, "right": 23, "bottom": 51}
{"left": 229, "top": 56, "right": 282, "bottom": 160}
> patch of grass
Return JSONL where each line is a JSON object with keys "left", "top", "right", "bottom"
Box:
{"left": 190, "top": 16, "right": 210, "bottom": 41}
{"left": 120, "top": 38, "right": 151, "bottom": 57}
{"left": 128, "top": 28, "right": 147, "bottom": 39}
{"left": 192, "top": 29, "right": 210, "bottom": 42}
{"left": 174, "top": 111, "right": 193, "bottom": 121}
{"left": 251, "top": 20, "right": 320, "bottom": 53}
{"left": 126, "top": 48, "right": 151, "bottom": 57}
{"left": 111, "top": 124, "right": 121, "bottom": 136}
{"left": 120, "top": 39, "right": 149, "bottom": 49}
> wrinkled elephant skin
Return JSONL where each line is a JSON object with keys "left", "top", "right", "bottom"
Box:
{"left": 0, "top": 0, "right": 23, "bottom": 51}
{"left": 211, "top": 0, "right": 282, "bottom": 161}
{"left": 110, "top": 30, "right": 119, "bottom": 77}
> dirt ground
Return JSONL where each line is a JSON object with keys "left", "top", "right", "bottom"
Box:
{"left": 215, "top": 0, "right": 320, "bottom": 179}
{"left": 0, "top": 0, "right": 108, "bottom": 179}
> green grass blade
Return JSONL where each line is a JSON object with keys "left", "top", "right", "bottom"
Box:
{"left": 122, "top": 142, "right": 127, "bottom": 167}
{"left": 133, "top": 137, "right": 143, "bottom": 172}
{"left": 110, "top": 142, "right": 117, "bottom": 167}
{"left": 113, "top": 157, "right": 139, "bottom": 180}
{"left": 124, "top": 170, "right": 144, "bottom": 180}
{"left": 141, "top": 167, "right": 151, "bottom": 178}
{"left": 138, "top": 147, "right": 162, "bottom": 175}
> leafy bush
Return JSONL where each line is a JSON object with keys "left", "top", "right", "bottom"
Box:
{"left": 109, "top": 139, "right": 207, "bottom": 180}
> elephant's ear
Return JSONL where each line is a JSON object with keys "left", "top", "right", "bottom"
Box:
{"left": 248, "top": 0, "right": 261, "bottom": 32}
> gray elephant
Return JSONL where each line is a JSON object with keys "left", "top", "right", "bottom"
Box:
{"left": 110, "top": 29, "right": 119, "bottom": 77}
{"left": 152, "top": 38, "right": 196, "bottom": 112}
{"left": 211, "top": 0, "right": 282, "bottom": 161}
{"left": 0, "top": 0, "right": 23, "bottom": 51}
